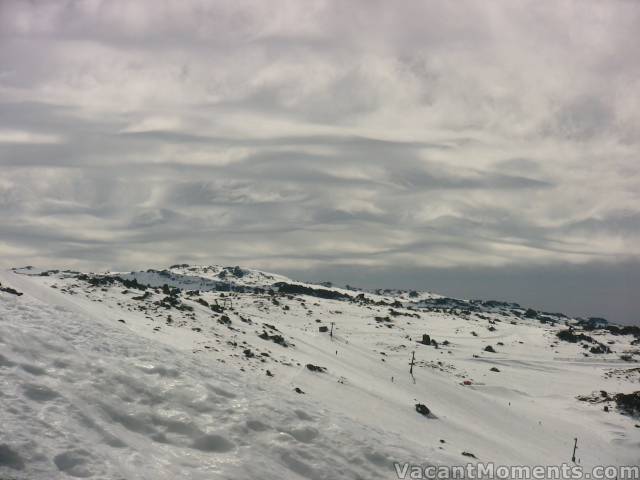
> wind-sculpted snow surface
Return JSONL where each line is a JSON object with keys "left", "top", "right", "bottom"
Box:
{"left": 0, "top": 276, "right": 431, "bottom": 479}
{"left": 1, "top": 266, "right": 639, "bottom": 479}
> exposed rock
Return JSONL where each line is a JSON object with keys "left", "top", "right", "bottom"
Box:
{"left": 615, "top": 392, "right": 640, "bottom": 416}
{"left": 306, "top": 364, "right": 327, "bottom": 373}
{"left": 0, "top": 284, "right": 23, "bottom": 296}
{"left": 415, "top": 403, "right": 431, "bottom": 416}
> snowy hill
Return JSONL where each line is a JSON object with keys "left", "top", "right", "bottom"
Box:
{"left": 1, "top": 265, "right": 639, "bottom": 479}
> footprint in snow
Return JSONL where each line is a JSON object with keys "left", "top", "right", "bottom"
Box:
{"left": 22, "top": 383, "right": 60, "bottom": 402}
{"left": 192, "top": 434, "right": 235, "bottom": 452}
{"left": 286, "top": 426, "right": 319, "bottom": 443}
{"left": 53, "top": 449, "right": 94, "bottom": 478}
{"left": 0, "top": 444, "right": 25, "bottom": 470}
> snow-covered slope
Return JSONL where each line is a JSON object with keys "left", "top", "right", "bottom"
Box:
{"left": 1, "top": 266, "right": 639, "bottom": 479}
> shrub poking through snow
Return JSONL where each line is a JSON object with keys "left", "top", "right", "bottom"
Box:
{"left": 211, "top": 304, "right": 225, "bottom": 313}
{"left": 274, "top": 282, "right": 352, "bottom": 301}
{"left": 556, "top": 329, "right": 611, "bottom": 353}
{"left": 484, "top": 345, "right": 496, "bottom": 353}
{"left": 258, "top": 331, "right": 288, "bottom": 347}
{"left": 589, "top": 344, "right": 611, "bottom": 354}
{"left": 557, "top": 329, "right": 594, "bottom": 343}
{"left": 132, "top": 291, "right": 151, "bottom": 301}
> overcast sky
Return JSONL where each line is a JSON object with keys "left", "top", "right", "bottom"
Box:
{"left": 0, "top": 1, "right": 638, "bottom": 324}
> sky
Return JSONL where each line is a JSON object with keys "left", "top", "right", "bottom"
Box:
{"left": 0, "top": 1, "right": 638, "bottom": 324}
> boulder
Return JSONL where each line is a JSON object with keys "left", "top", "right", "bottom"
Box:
{"left": 415, "top": 403, "right": 430, "bottom": 416}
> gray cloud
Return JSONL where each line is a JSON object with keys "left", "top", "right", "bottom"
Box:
{"left": 0, "top": 1, "right": 639, "bottom": 322}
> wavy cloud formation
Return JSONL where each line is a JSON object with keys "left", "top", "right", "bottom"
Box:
{"left": 0, "top": 1, "right": 638, "bottom": 321}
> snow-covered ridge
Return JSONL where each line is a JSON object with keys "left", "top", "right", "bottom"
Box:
{"left": 13, "top": 264, "right": 444, "bottom": 301}
{"left": 1, "top": 265, "right": 639, "bottom": 479}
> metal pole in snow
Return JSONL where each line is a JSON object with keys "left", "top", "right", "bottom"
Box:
{"left": 409, "top": 351, "right": 415, "bottom": 375}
